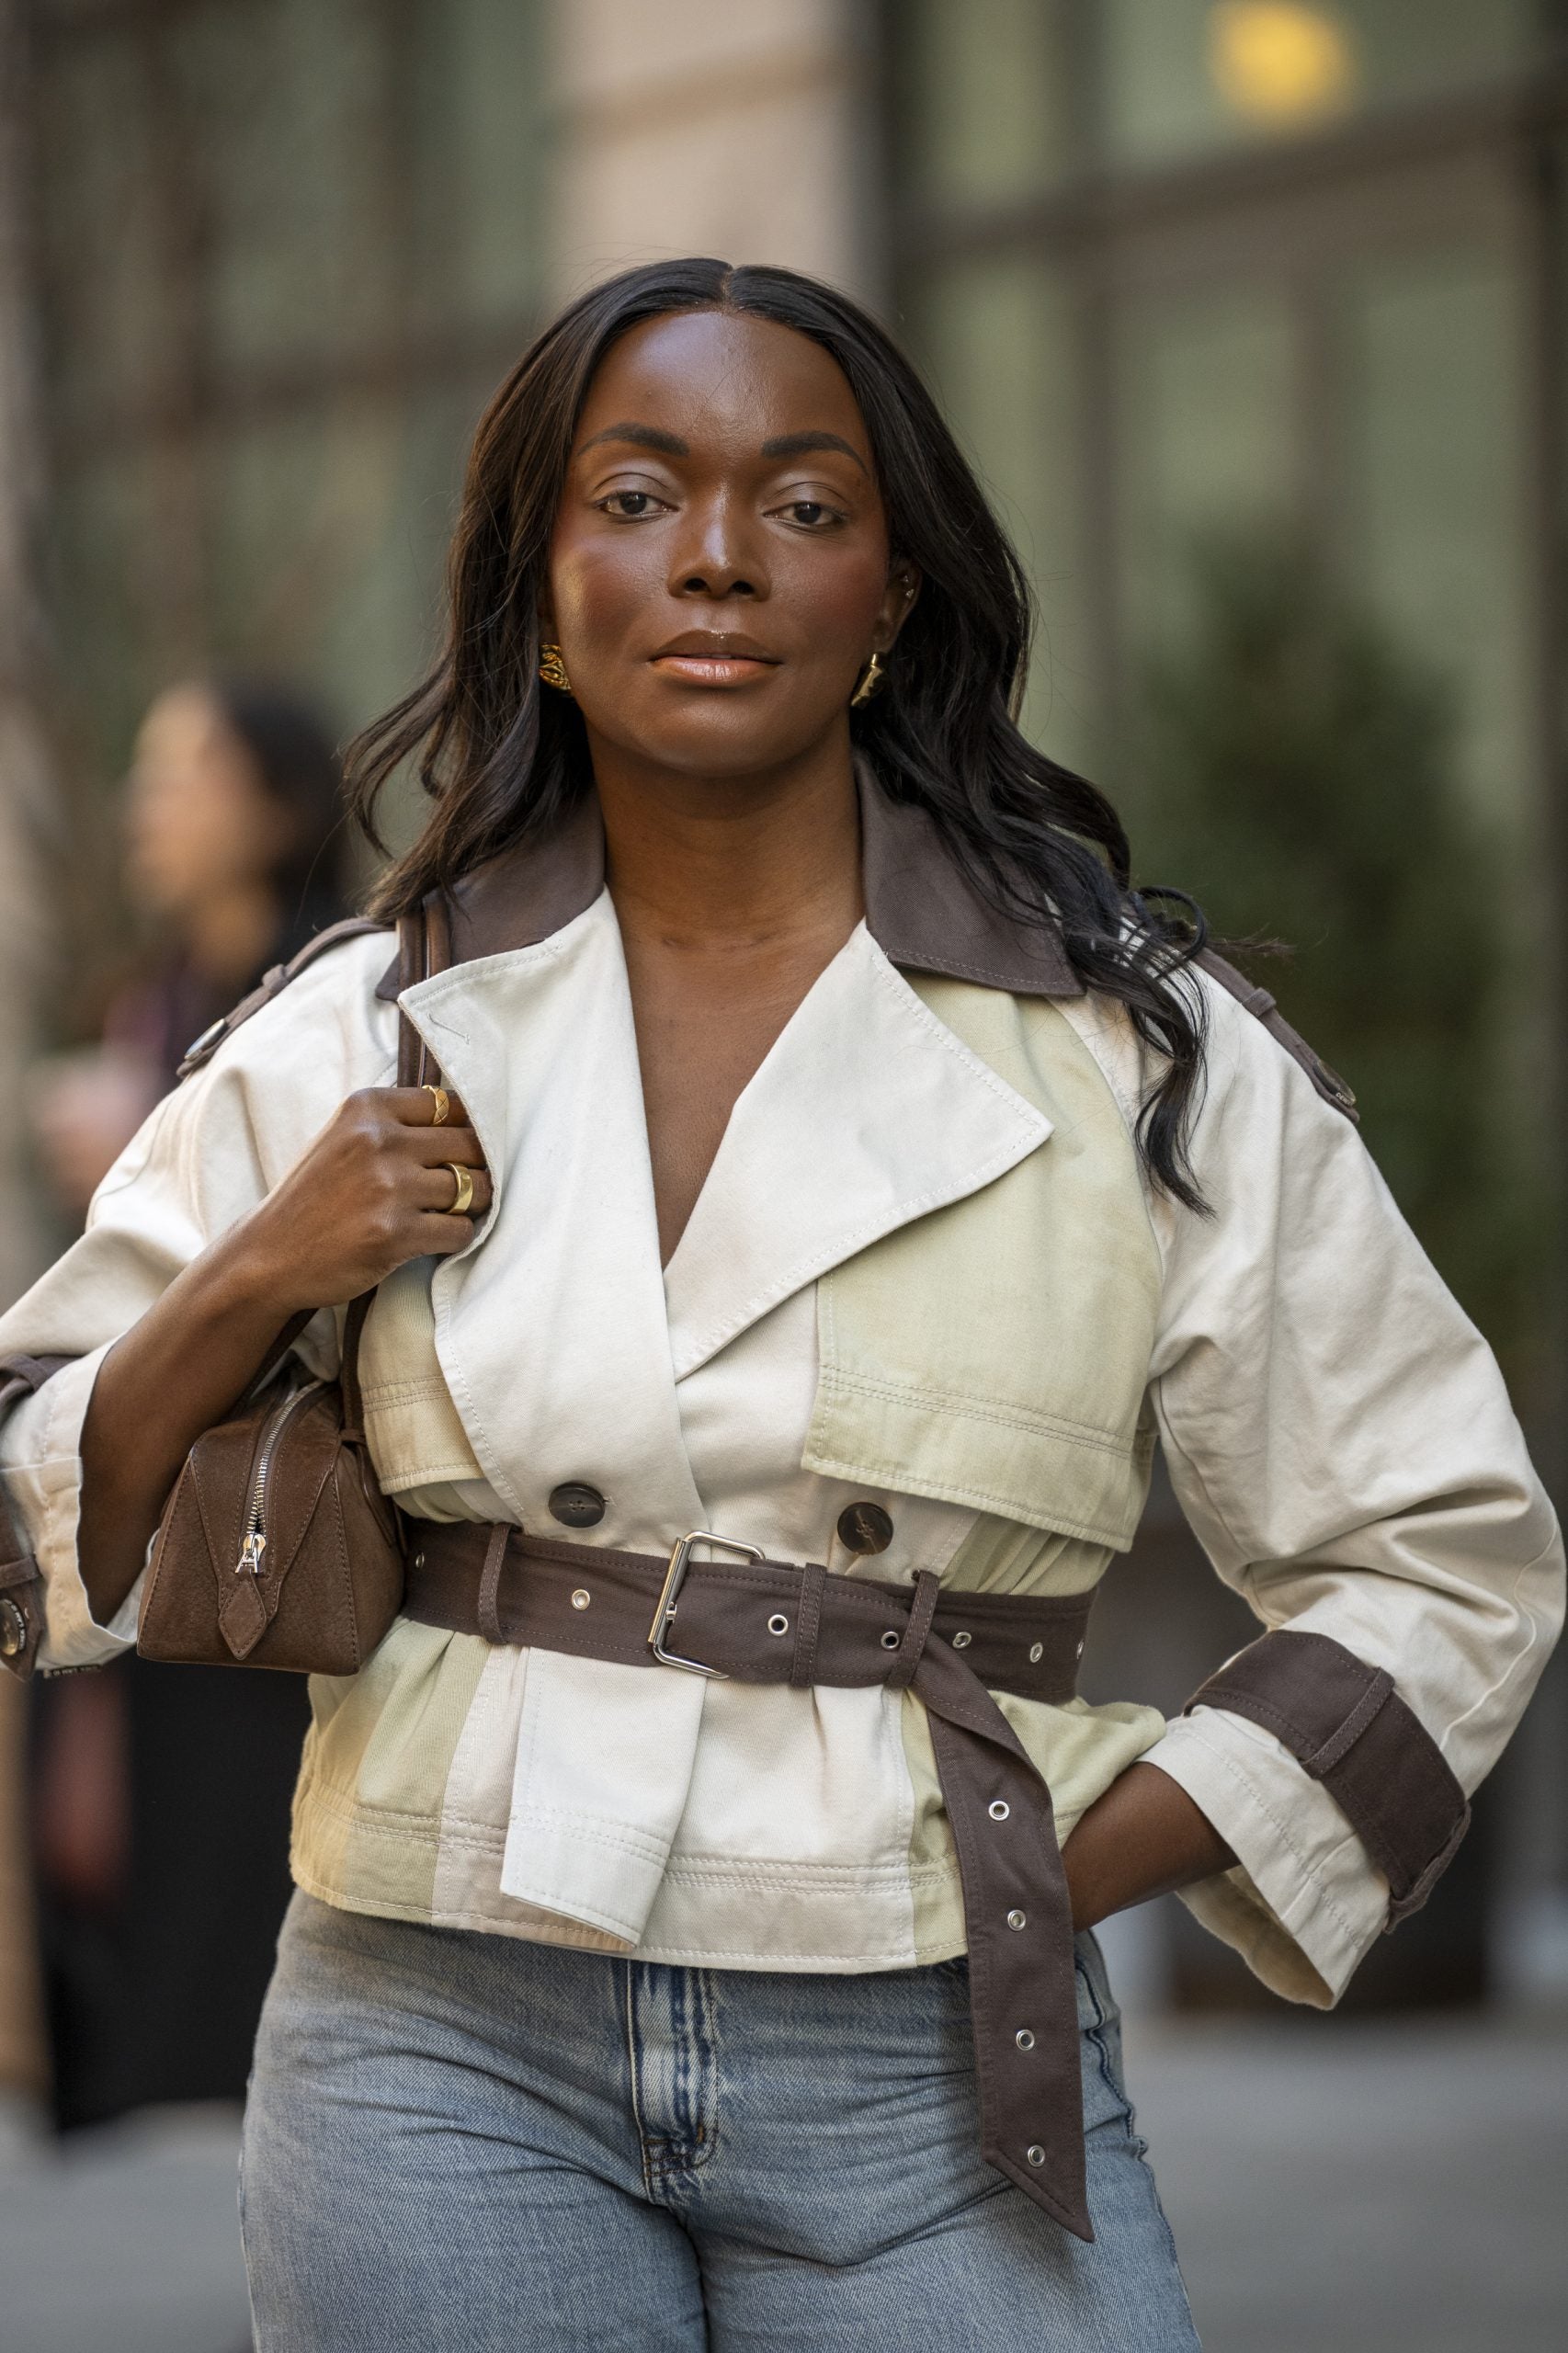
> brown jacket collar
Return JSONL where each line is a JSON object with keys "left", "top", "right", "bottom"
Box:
{"left": 383, "top": 762, "right": 1081, "bottom": 1001}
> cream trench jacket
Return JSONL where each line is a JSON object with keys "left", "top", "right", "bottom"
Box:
{"left": 1, "top": 782, "right": 1561, "bottom": 2008}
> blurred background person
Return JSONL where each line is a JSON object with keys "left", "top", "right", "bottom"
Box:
{"left": 26, "top": 680, "right": 347, "bottom": 2131}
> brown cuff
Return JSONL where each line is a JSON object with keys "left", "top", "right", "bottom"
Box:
{"left": 0, "top": 1354, "right": 78, "bottom": 1681}
{"left": 1186, "top": 1629, "right": 1470, "bottom": 1927}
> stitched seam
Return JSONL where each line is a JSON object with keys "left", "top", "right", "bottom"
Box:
{"left": 507, "top": 1808, "right": 670, "bottom": 1864}
{"left": 1181, "top": 1727, "right": 1368, "bottom": 1949}
{"left": 1439, "top": 1530, "right": 1561, "bottom": 1760}
{"left": 361, "top": 1375, "right": 458, "bottom": 1407}
{"left": 801, "top": 1446, "right": 1136, "bottom": 1544}
{"left": 631, "top": 1937, "right": 919, "bottom": 1965}
{"left": 379, "top": 1461, "right": 488, "bottom": 1490}
{"left": 816, "top": 1368, "right": 1143, "bottom": 1457}
{"left": 675, "top": 1140, "right": 1046, "bottom": 1370}
{"left": 867, "top": 942, "right": 1064, "bottom": 1114}
{"left": 658, "top": 1858, "right": 918, "bottom": 1885}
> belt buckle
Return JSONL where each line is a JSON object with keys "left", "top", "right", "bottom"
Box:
{"left": 647, "top": 1529, "right": 762, "bottom": 1677}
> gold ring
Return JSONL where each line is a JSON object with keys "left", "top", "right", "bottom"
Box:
{"left": 422, "top": 1084, "right": 450, "bottom": 1127}
{"left": 444, "top": 1163, "right": 475, "bottom": 1217}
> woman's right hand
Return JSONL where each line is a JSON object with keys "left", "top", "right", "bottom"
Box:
{"left": 79, "top": 1084, "right": 494, "bottom": 1624}
{"left": 235, "top": 1086, "right": 494, "bottom": 1313}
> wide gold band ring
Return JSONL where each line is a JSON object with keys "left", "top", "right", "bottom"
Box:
{"left": 422, "top": 1084, "right": 450, "bottom": 1127}
{"left": 444, "top": 1162, "right": 475, "bottom": 1217}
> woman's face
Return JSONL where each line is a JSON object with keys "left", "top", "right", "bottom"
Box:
{"left": 125, "top": 688, "right": 294, "bottom": 916}
{"left": 546, "top": 309, "right": 917, "bottom": 780}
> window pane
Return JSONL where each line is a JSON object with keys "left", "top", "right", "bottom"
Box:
{"left": 1343, "top": 248, "right": 1530, "bottom": 829}
{"left": 1115, "top": 290, "right": 1298, "bottom": 651}
{"left": 909, "top": 256, "right": 1096, "bottom": 772}
{"left": 1102, "top": 0, "right": 1540, "bottom": 171}
{"left": 900, "top": 0, "right": 1075, "bottom": 209}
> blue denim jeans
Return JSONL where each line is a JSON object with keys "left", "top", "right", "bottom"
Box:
{"left": 241, "top": 1893, "right": 1199, "bottom": 2350}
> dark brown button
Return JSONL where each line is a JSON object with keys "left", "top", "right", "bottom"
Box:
{"left": 0, "top": 1597, "right": 27, "bottom": 1657}
{"left": 550, "top": 1483, "right": 606, "bottom": 1529}
{"left": 836, "top": 1501, "right": 894, "bottom": 1556}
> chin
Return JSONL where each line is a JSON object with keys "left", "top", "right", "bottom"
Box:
{"left": 590, "top": 705, "right": 842, "bottom": 780}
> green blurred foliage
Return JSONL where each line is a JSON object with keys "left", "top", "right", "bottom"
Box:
{"left": 1127, "top": 532, "right": 1542, "bottom": 1380}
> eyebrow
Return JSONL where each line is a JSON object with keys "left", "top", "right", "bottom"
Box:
{"left": 759, "top": 430, "right": 869, "bottom": 475}
{"left": 576, "top": 422, "right": 690, "bottom": 458}
{"left": 574, "top": 421, "right": 869, "bottom": 475}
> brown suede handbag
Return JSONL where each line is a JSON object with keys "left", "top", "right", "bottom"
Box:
{"left": 137, "top": 900, "right": 451, "bottom": 1677}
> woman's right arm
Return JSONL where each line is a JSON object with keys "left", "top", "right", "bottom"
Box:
{"left": 76, "top": 1085, "right": 491, "bottom": 1625}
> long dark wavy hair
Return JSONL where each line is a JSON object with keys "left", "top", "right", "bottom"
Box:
{"left": 346, "top": 259, "right": 1209, "bottom": 1206}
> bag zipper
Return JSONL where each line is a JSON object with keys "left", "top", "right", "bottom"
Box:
{"left": 235, "top": 1380, "right": 324, "bottom": 1574}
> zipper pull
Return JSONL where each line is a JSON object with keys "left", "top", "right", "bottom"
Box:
{"left": 237, "top": 1529, "right": 267, "bottom": 1576}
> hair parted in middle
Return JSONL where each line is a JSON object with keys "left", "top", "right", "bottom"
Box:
{"left": 345, "top": 257, "right": 1211, "bottom": 1206}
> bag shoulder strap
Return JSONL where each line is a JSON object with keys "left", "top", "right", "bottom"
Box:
{"left": 350, "top": 891, "right": 459, "bottom": 1414}
{"left": 1196, "top": 947, "right": 1358, "bottom": 1124}
{"left": 176, "top": 915, "right": 392, "bottom": 1080}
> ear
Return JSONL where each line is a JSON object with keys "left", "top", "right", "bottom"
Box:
{"left": 872, "top": 559, "right": 921, "bottom": 654}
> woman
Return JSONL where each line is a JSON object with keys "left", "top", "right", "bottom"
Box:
{"left": 26, "top": 680, "right": 342, "bottom": 2128}
{"left": 0, "top": 262, "right": 1560, "bottom": 2347}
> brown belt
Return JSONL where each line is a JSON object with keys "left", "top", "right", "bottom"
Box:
{"left": 403, "top": 1521, "right": 1097, "bottom": 2242}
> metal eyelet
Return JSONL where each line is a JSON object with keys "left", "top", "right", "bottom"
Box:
{"left": 951, "top": 1630, "right": 972, "bottom": 1649}
{"left": 988, "top": 1800, "right": 1010, "bottom": 1822}
{"left": 767, "top": 1613, "right": 790, "bottom": 1636}
{"left": 571, "top": 1588, "right": 591, "bottom": 1610}
{"left": 1016, "top": 2028, "right": 1035, "bottom": 2051}
{"left": 1006, "top": 1908, "right": 1027, "bottom": 1930}
{"left": 881, "top": 1629, "right": 901, "bottom": 1650}
{"left": 1027, "top": 2144, "right": 1046, "bottom": 2167}
{"left": 1028, "top": 1642, "right": 1043, "bottom": 1664}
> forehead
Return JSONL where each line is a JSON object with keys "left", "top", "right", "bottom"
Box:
{"left": 574, "top": 309, "right": 870, "bottom": 458}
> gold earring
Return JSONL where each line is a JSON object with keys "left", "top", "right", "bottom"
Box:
{"left": 850, "top": 651, "right": 886, "bottom": 708}
{"left": 539, "top": 642, "right": 573, "bottom": 694}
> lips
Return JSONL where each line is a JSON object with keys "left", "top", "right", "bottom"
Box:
{"left": 650, "top": 631, "right": 779, "bottom": 685}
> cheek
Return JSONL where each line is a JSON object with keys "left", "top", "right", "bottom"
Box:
{"left": 777, "top": 541, "right": 890, "bottom": 646}
{"left": 548, "top": 534, "right": 664, "bottom": 652}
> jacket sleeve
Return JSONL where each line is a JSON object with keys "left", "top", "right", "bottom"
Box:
{"left": 0, "top": 934, "right": 398, "bottom": 1675}
{"left": 1137, "top": 972, "right": 1564, "bottom": 2005}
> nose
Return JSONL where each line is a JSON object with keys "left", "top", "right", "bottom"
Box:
{"left": 666, "top": 490, "right": 767, "bottom": 602}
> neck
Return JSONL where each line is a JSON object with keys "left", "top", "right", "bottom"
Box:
{"left": 179, "top": 881, "right": 283, "bottom": 986}
{"left": 589, "top": 730, "right": 863, "bottom": 950}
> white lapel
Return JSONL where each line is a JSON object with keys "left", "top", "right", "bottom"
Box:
{"left": 398, "top": 893, "right": 705, "bottom": 1546}
{"left": 663, "top": 924, "right": 1052, "bottom": 1382}
{"left": 401, "top": 896, "right": 713, "bottom": 1950}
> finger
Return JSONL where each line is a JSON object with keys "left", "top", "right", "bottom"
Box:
{"left": 385, "top": 1086, "right": 472, "bottom": 1130}
{"left": 412, "top": 1166, "right": 492, "bottom": 1223}
{"left": 405, "top": 1124, "right": 488, "bottom": 1175}
{"left": 417, "top": 1211, "right": 478, "bottom": 1256}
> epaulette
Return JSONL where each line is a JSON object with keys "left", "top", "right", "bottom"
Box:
{"left": 1197, "top": 949, "right": 1358, "bottom": 1123}
{"left": 176, "top": 916, "right": 392, "bottom": 1081}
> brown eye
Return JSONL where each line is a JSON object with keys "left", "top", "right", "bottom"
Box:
{"left": 601, "top": 491, "right": 664, "bottom": 518}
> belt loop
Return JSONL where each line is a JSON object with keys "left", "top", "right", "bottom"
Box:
{"left": 885, "top": 1568, "right": 939, "bottom": 1692}
{"left": 790, "top": 1561, "right": 828, "bottom": 1688}
{"left": 477, "top": 1522, "right": 512, "bottom": 1644}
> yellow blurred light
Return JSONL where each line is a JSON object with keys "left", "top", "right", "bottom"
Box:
{"left": 1208, "top": 2, "right": 1358, "bottom": 127}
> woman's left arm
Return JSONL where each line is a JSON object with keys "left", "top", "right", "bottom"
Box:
{"left": 1093, "top": 974, "right": 1564, "bottom": 2000}
{"left": 1062, "top": 1762, "right": 1235, "bottom": 1929}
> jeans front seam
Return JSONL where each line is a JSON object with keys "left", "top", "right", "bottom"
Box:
{"left": 629, "top": 1963, "right": 720, "bottom": 2204}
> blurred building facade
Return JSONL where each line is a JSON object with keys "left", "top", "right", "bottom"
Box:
{"left": 4, "top": 0, "right": 1566, "bottom": 2006}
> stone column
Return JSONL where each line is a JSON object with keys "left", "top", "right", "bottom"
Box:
{"left": 547, "top": 0, "right": 879, "bottom": 306}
